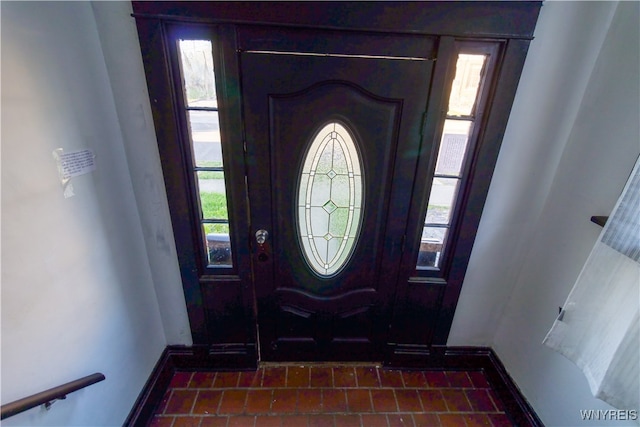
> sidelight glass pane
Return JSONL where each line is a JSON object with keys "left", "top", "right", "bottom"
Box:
{"left": 425, "top": 178, "right": 459, "bottom": 225}
{"left": 197, "top": 171, "right": 228, "bottom": 220}
{"left": 178, "top": 40, "right": 217, "bottom": 108}
{"left": 297, "top": 122, "right": 364, "bottom": 276}
{"left": 189, "top": 111, "right": 223, "bottom": 168}
{"left": 447, "top": 54, "right": 486, "bottom": 117}
{"left": 203, "top": 224, "right": 231, "bottom": 266}
{"left": 417, "top": 227, "right": 447, "bottom": 268}
{"left": 434, "top": 120, "right": 472, "bottom": 177}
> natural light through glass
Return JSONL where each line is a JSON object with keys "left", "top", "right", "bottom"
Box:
{"left": 298, "top": 122, "right": 363, "bottom": 276}
{"left": 417, "top": 53, "right": 486, "bottom": 269}
{"left": 179, "top": 39, "right": 232, "bottom": 267}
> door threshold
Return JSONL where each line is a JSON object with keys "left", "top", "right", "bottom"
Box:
{"left": 258, "top": 361, "right": 383, "bottom": 368}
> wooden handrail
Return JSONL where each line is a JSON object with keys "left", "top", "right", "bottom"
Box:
{"left": 0, "top": 373, "right": 105, "bottom": 420}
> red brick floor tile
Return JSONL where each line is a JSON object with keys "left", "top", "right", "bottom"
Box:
{"left": 298, "top": 389, "right": 323, "bottom": 413}
{"left": 171, "top": 372, "right": 193, "bottom": 388}
{"left": 218, "top": 390, "right": 248, "bottom": 414}
{"left": 487, "top": 390, "right": 505, "bottom": 411}
{"left": 334, "top": 367, "right": 357, "bottom": 387}
{"left": 465, "top": 389, "right": 496, "bottom": 412}
{"left": 441, "top": 389, "right": 472, "bottom": 412}
{"left": 361, "top": 413, "right": 390, "bottom": 427}
{"left": 193, "top": 390, "right": 224, "bottom": 415}
{"left": 424, "top": 372, "right": 449, "bottom": 388}
{"left": 153, "top": 366, "right": 523, "bottom": 427}
{"left": 417, "top": 389, "right": 447, "bottom": 412}
{"left": 412, "top": 413, "right": 440, "bottom": 427}
{"left": 282, "top": 415, "right": 309, "bottom": 426}
{"left": 355, "top": 366, "right": 381, "bottom": 387}
{"left": 255, "top": 415, "right": 283, "bottom": 427}
{"left": 395, "top": 390, "right": 423, "bottom": 412}
{"left": 439, "top": 414, "right": 467, "bottom": 427}
{"left": 150, "top": 416, "right": 174, "bottom": 427}
{"left": 200, "top": 416, "right": 229, "bottom": 427}
{"left": 487, "top": 414, "right": 513, "bottom": 427}
{"left": 228, "top": 415, "right": 256, "bottom": 427}
{"left": 445, "top": 372, "right": 473, "bottom": 388}
{"left": 263, "top": 367, "right": 288, "bottom": 388}
{"left": 371, "top": 389, "right": 398, "bottom": 412}
{"left": 465, "top": 414, "right": 492, "bottom": 427}
{"left": 346, "top": 389, "right": 373, "bottom": 412}
{"left": 190, "top": 372, "right": 216, "bottom": 388}
{"left": 322, "top": 388, "right": 348, "bottom": 413}
{"left": 271, "top": 389, "right": 298, "bottom": 413}
{"left": 468, "top": 371, "right": 490, "bottom": 389}
{"left": 287, "top": 366, "right": 311, "bottom": 388}
{"left": 239, "top": 370, "right": 263, "bottom": 388}
{"left": 334, "top": 414, "right": 361, "bottom": 427}
{"left": 309, "top": 414, "right": 336, "bottom": 427}
{"left": 402, "top": 371, "right": 428, "bottom": 388}
{"left": 173, "top": 416, "right": 203, "bottom": 427}
{"left": 311, "top": 367, "right": 333, "bottom": 387}
{"left": 214, "top": 372, "right": 240, "bottom": 388}
{"left": 245, "top": 389, "right": 273, "bottom": 414}
{"left": 388, "top": 414, "right": 414, "bottom": 426}
{"left": 166, "top": 390, "right": 198, "bottom": 414}
{"left": 379, "top": 370, "right": 404, "bottom": 388}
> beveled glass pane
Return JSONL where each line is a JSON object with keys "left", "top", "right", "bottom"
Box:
{"left": 425, "top": 178, "right": 460, "bottom": 224}
{"left": 417, "top": 227, "right": 448, "bottom": 269}
{"left": 447, "top": 54, "right": 486, "bottom": 117}
{"left": 203, "top": 224, "right": 232, "bottom": 267}
{"left": 178, "top": 40, "right": 217, "bottom": 108}
{"left": 197, "top": 171, "right": 228, "bottom": 220}
{"left": 434, "top": 120, "right": 472, "bottom": 176}
{"left": 298, "top": 122, "right": 364, "bottom": 276}
{"left": 189, "top": 111, "right": 223, "bottom": 168}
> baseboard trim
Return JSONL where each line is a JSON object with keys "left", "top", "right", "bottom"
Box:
{"left": 124, "top": 345, "right": 257, "bottom": 426}
{"left": 387, "top": 345, "right": 543, "bottom": 426}
{"left": 127, "top": 345, "right": 542, "bottom": 426}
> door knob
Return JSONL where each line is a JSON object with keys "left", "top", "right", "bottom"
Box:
{"left": 255, "top": 229, "right": 269, "bottom": 245}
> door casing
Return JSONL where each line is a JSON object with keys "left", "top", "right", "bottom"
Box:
{"left": 132, "top": 1, "right": 542, "bottom": 366}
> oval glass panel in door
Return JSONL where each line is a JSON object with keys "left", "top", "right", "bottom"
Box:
{"left": 298, "top": 122, "right": 364, "bottom": 277}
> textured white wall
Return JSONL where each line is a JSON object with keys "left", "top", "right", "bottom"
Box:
{"left": 91, "top": 1, "right": 192, "bottom": 345}
{"left": 1, "top": 2, "right": 167, "bottom": 425}
{"left": 449, "top": 0, "right": 619, "bottom": 346}
{"left": 451, "top": 1, "right": 639, "bottom": 425}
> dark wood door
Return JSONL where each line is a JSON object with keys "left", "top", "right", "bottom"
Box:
{"left": 241, "top": 38, "right": 434, "bottom": 361}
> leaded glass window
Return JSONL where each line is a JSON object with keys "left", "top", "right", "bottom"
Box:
{"left": 297, "top": 122, "right": 363, "bottom": 276}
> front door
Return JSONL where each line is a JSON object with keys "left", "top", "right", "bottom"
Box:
{"left": 133, "top": 1, "right": 540, "bottom": 366}
{"left": 240, "top": 30, "right": 435, "bottom": 361}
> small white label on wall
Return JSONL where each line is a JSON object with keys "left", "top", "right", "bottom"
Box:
{"left": 52, "top": 148, "right": 96, "bottom": 198}
{"left": 58, "top": 149, "right": 96, "bottom": 178}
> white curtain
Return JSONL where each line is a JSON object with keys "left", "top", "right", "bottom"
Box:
{"left": 544, "top": 155, "right": 640, "bottom": 412}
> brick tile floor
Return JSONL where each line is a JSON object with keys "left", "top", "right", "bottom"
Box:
{"left": 149, "top": 365, "right": 514, "bottom": 426}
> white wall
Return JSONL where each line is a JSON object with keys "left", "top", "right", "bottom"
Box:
{"left": 1, "top": 2, "right": 167, "bottom": 425}
{"left": 451, "top": 1, "right": 640, "bottom": 425}
{"left": 90, "top": 1, "right": 191, "bottom": 346}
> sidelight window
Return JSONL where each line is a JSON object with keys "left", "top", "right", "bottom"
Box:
{"left": 297, "top": 122, "right": 364, "bottom": 276}
{"left": 417, "top": 53, "right": 486, "bottom": 269}
{"left": 177, "top": 40, "right": 232, "bottom": 267}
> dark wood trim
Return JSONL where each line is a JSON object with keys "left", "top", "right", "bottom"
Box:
{"left": 386, "top": 345, "right": 544, "bottom": 427}
{"left": 132, "top": 2, "right": 541, "bottom": 40}
{"left": 591, "top": 215, "right": 608, "bottom": 227}
{"left": 124, "top": 345, "right": 257, "bottom": 426}
{"left": 124, "top": 348, "right": 174, "bottom": 426}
